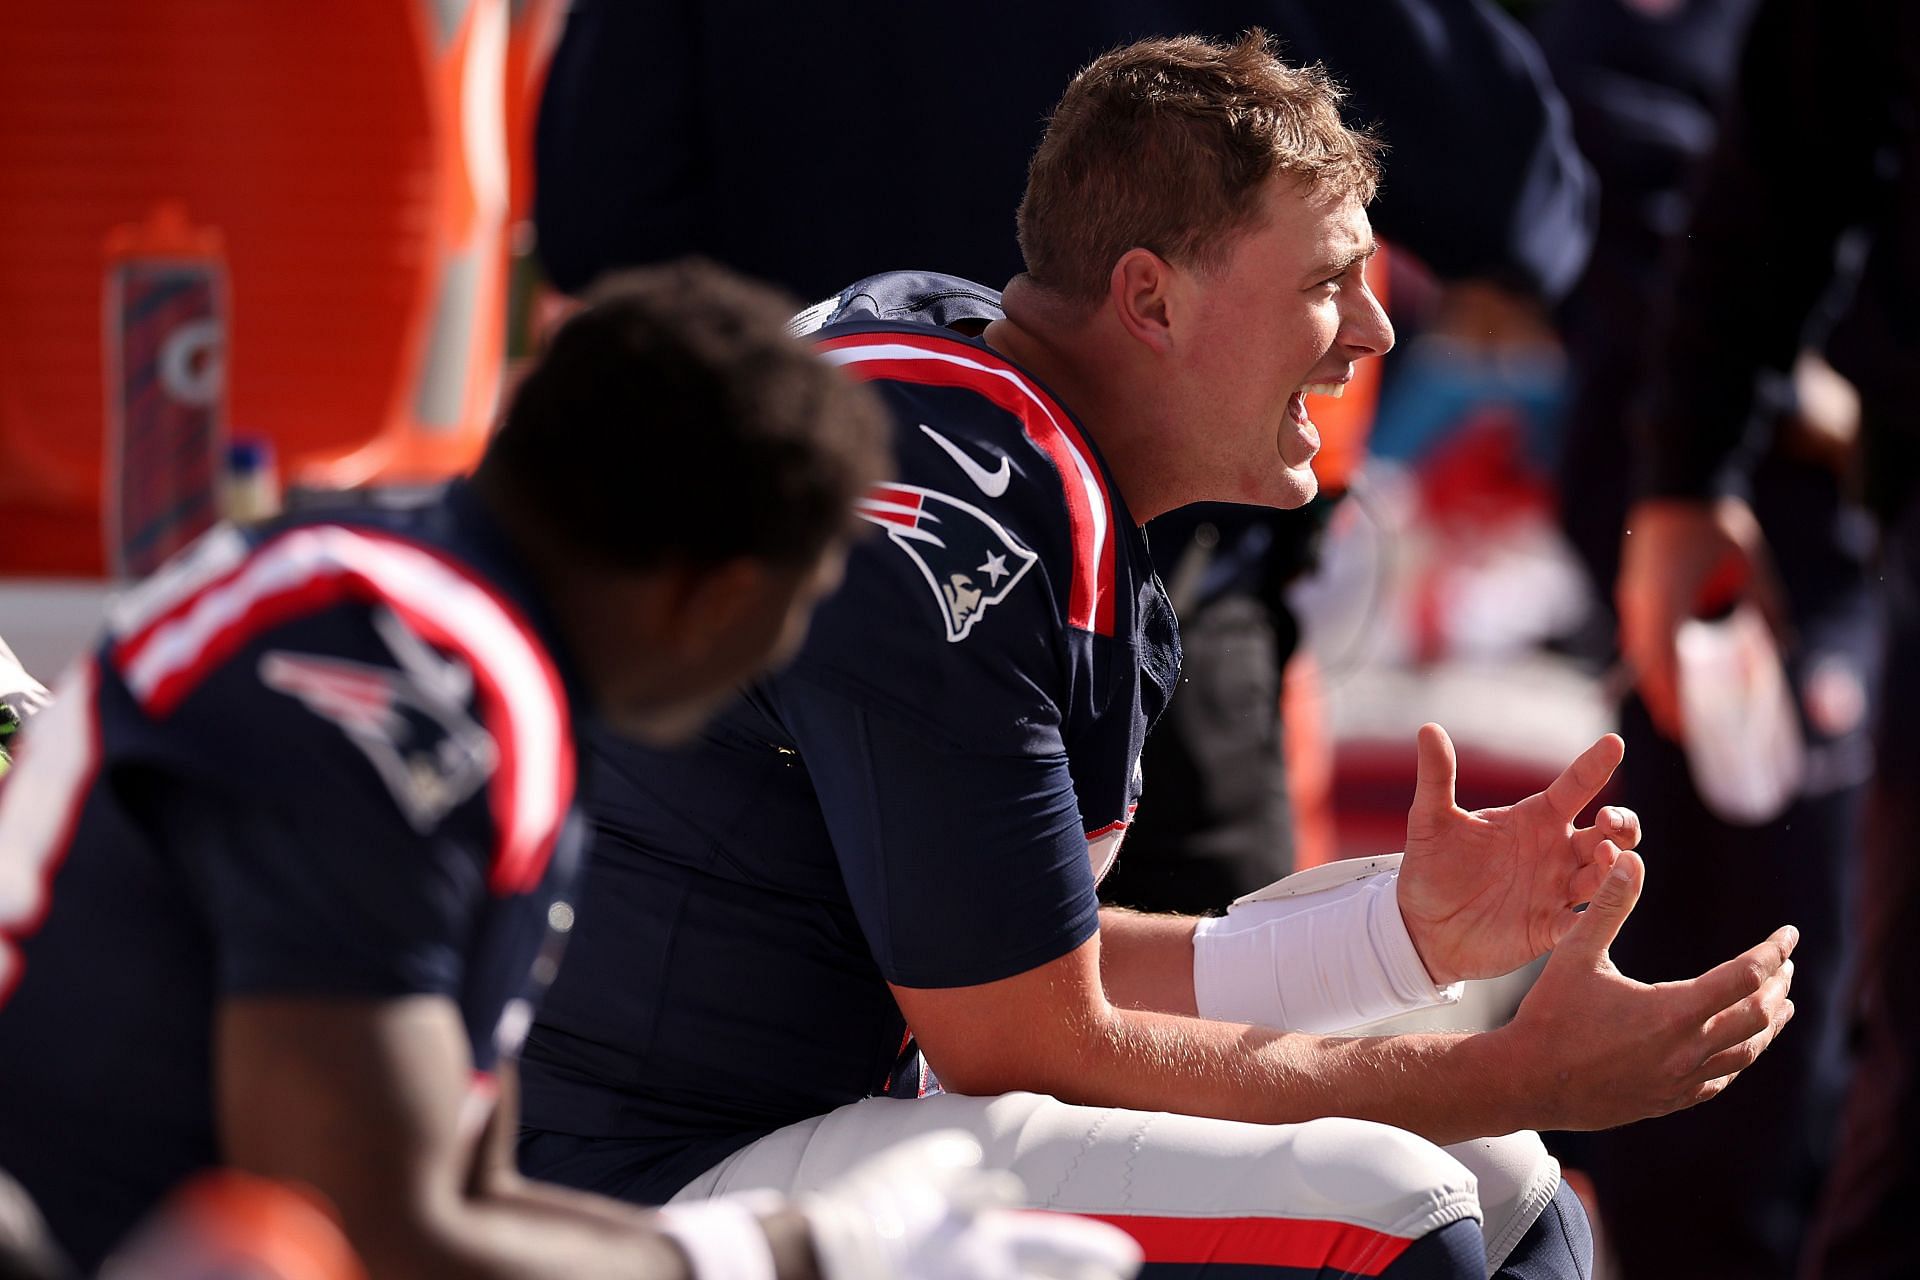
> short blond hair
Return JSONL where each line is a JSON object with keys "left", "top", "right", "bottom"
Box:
{"left": 1016, "top": 31, "right": 1380, "bottom": 303}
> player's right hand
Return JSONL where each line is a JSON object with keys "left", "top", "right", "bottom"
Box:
{"left": 1492, "top": 849, "right": 1797, "bottom": 1131}
{"left": 800, "top": 1131, "right": 1142, "bottom": 1280}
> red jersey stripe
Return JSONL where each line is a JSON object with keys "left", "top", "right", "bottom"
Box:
{"left": 819, "top": 331, "right": 1119, "bottom": 636}
{"left": 1083, "top": 1211, "right": 1415, "bottom": 1273}
{"left": 858, "top": 508, "right": 921, "bottom": 530}
{"left": 857, "top": 486, "right": 927, "bottom": 529}
{"left": 109, "top": 524, "right": 254, "bottom": 672}
{"left": 112, "top": 526, "right": 573, "bottom": 897}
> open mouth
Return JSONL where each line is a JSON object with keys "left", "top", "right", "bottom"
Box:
{"left": 1289, "top": 382, "right": 1345, "bottom": 425}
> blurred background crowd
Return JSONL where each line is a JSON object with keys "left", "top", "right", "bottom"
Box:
{"left": 2, "top": 2, "right": 1915, "bottom": 1277}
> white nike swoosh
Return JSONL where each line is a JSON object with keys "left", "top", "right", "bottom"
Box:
{"left": 919, "top": 423, "right": 1011, "bottom": 498}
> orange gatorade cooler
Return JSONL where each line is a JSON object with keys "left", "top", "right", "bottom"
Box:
{"left": 0, "top": 2, "right": 525, "bottom": 576}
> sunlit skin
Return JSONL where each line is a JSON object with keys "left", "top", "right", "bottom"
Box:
{"left": 984, "top": 176, "right": 1393, "bottom": 523}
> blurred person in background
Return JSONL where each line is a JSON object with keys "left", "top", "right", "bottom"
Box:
{"left": 1607, "top": 0, "right": 1920, "bottom": 1276}
{"left": 1533, "top": 1, "right": 1879, "bottom": 1275}
{"left": 532, "top": 0, "right": 1602, "bottom": 562}
{"left": 534, "top": 1, "right": 1591, "bottom": 303}
{"left": 0, "top": 262, "right": 1139, "bottom": 1280}
{"left": 534, "top": 0, "right": 1598, "bottom": 936}
{"left": 513, "top": 33, "right": 1804, "bottom": 1280}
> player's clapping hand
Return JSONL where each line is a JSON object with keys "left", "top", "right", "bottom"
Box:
{"left": 1397, "top": 723, "right": 1640, "bottom": 985}
{"left": 1491, "top": 850, "right": 1797, "bottom": 1129}
{"left": 802, "top": 1132, "right": 1142, "bottom": 1280}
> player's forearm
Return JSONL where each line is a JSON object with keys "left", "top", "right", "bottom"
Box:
{"left": 219, "top": 1000, "right": 810, "bottom": 1280}
{"left": 1033, "top": 1004, "right": 1531, "bottom": 1147}
{"left": 1096, "top": 905, "right": 1199, "bottom": 1014}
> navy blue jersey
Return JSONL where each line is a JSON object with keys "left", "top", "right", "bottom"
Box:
{"left": 518, "top": 273, "right": 1180, "bottom": 1201}
{"left": 0, "top": 484, "right": 585, "bottom": 1269}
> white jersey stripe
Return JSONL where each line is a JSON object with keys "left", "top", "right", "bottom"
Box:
{"left": 855, "top": 498, "right": 929, "bottom": 520}
{"left": 118, "top": 526, "right": 570, "bottom": 895}
{"left": 107, "top": 523, "right": 251, "bottom": 643}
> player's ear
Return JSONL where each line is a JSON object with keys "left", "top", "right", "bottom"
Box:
{"left": 1108, "top": 248, "right": 1181, "bottom": 356}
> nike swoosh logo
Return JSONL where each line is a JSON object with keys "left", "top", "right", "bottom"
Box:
{"left": 919, "top": 423, "right": 1011, "bottom": 498}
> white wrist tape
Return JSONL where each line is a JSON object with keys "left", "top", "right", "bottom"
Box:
{"left": 1192, "top": 854, "right": 1463, "bottom": 1034}
{"left": 656, "top": 1193, "right": 781, "bottom": 1280}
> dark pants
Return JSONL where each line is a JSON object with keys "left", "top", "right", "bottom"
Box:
{"left": 1102, "top": 591, "right": 1295, "bottom": 915}
{"left": 1557, "top": 459, "right": 1879, "bottom": 1279}
{"left": 1804, "top": 498, "right": 1920, "bottom": 1280}
{"left": 1499, "top": 1181, "right": 1593, "bottom": 1280}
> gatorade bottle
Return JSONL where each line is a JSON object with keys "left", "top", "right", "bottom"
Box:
{"left": 102, "top": 203, "right": 230, "bottom": 580}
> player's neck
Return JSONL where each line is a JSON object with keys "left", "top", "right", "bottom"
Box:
{"left": 467, "top": 472, "right": 672, "bottom": 708}
{"left": 987, "top": 280, "right": 1181, "bottom": 524}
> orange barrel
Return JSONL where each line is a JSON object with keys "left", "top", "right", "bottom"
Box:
{"left": 0, "top": 1, "right": 517, "bottom": 575}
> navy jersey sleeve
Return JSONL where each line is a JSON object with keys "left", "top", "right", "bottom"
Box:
{"left": 129, "top": 603, "right": 510, "bottom": 999}
{"left": 767, "top": 370, "right": 1106, "bottom": 989}
{"left": 775, "top": 677, "right": 1099, "bottom": 990}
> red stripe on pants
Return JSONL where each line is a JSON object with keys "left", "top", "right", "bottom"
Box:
{"left": 1084, "top": 1212, "right": 1414, "bottom": 1274}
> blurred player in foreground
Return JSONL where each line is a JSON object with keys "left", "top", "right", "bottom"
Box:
{"left": 515, "top": 34, "right": 1798, "bottom": 1280}
{"left": 0, "top": 260, "right": 1141, "bottom": 1280}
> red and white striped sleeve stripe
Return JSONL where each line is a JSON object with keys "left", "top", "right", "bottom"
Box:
{"left": 817, "top": 331, "right": 1120, "bottom": 636}
{"left": 110, "top": 525, "right": 574, "bottom": 896}
{"left": 856, "top": 484, "right": 928, "bottom": 530}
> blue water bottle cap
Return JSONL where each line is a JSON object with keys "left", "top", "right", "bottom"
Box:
{"left": 227, "top": 437, "right": 274, "bottom": 475}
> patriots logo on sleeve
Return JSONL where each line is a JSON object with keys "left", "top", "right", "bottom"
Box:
{"left": 857, "top": 484, "right": 1038, "bottom": 642}
{"left": 258, "top": 608, "right": 498, "bottom": 831}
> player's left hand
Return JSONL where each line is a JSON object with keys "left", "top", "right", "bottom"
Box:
{"left": 1397, "top": 723, "right": 1638, "bottom": 986}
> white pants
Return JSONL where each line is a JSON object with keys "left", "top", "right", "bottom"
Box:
{"left": 670, "top": 1092, "right": 1560, "bottom": 1277}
